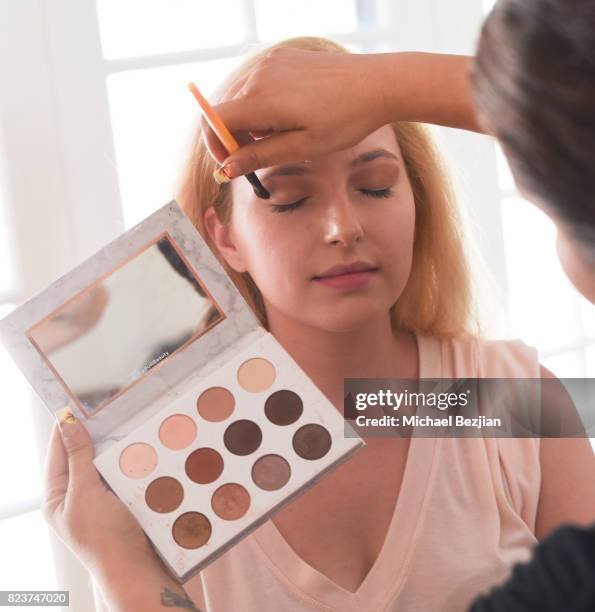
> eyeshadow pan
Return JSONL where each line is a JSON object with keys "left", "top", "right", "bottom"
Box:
{"left": 145, "top": 476, "right": 184, "bottom": 513}
{"left": 185, "top": 448, "right": 224, "bottom": 484}
{"left": 158, "top": 414, "right": 197, "bottom": 450}
{"left": 292, "top": 424, "right": 332, "bottom": 460}
{"left": 172, "top": 512, "right": 212, "bottom": 549}
{"left": 211, "top": 483, "right": 250, "bottom": 520}
{"left": 264, "top": 389, "right": 303, "bottom": 425}
{"left": 197, "top": 386, "right": 235, "bottom": 422}
{"left": 223, "top": 420, "right": 262, "bottom": 456}
{"left": 237, "top": 357, "right": 276, "bottom": 393}
{"left": 119, "top": 442, "right": 158, "bottom": 478}
{"left": 251, "top": 454, "right": 291, "bottom": 491}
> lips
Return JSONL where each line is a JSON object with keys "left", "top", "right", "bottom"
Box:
{"left": 314, "top": 261, "right": 379, "bottom": 279}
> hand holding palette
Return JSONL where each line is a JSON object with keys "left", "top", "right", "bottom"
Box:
{"left": 0, "top": 200, "right": 364, "bottom": 582}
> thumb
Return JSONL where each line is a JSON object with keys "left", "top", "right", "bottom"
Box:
{"left": 55, "top": 407, "right": 101, "bottom": 487}
{"left": 222, "top": 129, "right": 310, "bottom": 178}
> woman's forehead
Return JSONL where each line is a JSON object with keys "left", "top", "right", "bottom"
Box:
{"left": 273, "top": 125, "right": 401, "bottom": 172}
{"left": 230, "top": 125, "right": 401, "bottom": 200}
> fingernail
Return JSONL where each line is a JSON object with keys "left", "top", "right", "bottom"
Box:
{"left": 221, "top": 161, "right": 240, "bottom": 179}
{"left": 212, "top": 166, "right": 231, "bottom": 184}
{"left": 55, "top": 406, "right": 78, "bottom": 438}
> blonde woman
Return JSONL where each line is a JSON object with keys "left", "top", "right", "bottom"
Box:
{"left": 43, "top": 37, "right": 595, "bottom": 612}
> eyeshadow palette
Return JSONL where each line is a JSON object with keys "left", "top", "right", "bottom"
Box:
{"left": 0, "top": 200, "right": 364, "bottom": 582}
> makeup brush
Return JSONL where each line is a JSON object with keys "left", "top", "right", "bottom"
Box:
{"left": 187, "top": 82, "right": 270, "bottom": 199}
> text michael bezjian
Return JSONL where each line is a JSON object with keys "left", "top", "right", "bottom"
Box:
{"left": 353, "top": 414, "right": 502, "bottom": 428}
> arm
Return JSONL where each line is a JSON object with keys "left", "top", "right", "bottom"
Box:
{"left": 202, "top": 49, "right": 486, "bottom": 176}
{"left": 372, "top": 52, "right": 484, "bottom": 134}
{"left": 535, "top": 435, "right": 595, "bottom": 538}
{"left": 535, "top": 365, "right": 595, "bottom": 540}
{"left": 91, "top": 556, "right": 203, "bottom": 612}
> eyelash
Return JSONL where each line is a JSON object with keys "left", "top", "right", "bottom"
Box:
{"left": 269, "top": 187, "right": 395, "bottom": 213}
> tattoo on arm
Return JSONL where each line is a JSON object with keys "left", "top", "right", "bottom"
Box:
{"left": 160, "top": 587, "right": 202, "bottom": 611}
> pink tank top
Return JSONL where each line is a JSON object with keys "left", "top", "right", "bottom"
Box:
{"left": 184, "top": 334, "right": 541, "bottom": 611}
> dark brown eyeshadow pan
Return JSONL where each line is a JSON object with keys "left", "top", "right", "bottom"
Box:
{"left": 264, "top": 389, "right": 303, "bottom": 426}
{"left": 223, "top": 420, "right": 262, "bottom": 456}
{"left": 292, "top": 424, "right": 332, "bottom": 460}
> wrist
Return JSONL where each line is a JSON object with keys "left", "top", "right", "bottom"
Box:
{"left": 89, "top": 537, "right": 165, "bottom": 585}
{"left": 358, "top": 51, "right": 413, "bottom": 127}
{"left": 91, "top": 548, "right": 185, "bottom": 612}
{"left": 360, "top": 51, "right": 481, "bottom": 132}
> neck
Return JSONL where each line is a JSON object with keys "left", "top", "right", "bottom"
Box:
{"left": 264, "top": 304, "right": 419, "bottom": 409}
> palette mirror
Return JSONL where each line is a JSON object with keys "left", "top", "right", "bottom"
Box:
{"left": 26, "top": 234, "right": 225, "bottom": 415}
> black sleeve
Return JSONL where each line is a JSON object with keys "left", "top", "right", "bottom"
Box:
{"left": 469, "top": 524, "right": 595, "bottom": 612}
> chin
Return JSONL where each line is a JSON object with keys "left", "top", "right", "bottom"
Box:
{"left": 312, "top": 304, "right": 391, "bottom": 333}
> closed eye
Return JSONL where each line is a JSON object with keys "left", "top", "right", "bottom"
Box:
{"left": 269, "top": 187, "right": 395, "bottom": 213}
{"left": 359, "top": 187, "right": 394, "bottom": 199}
{"left": 269, "top": 197, "right": 309, "bottom": 213}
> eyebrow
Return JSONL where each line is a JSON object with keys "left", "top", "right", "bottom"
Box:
{"left": 258, "top": 148, "right": 399, "bottom": 182}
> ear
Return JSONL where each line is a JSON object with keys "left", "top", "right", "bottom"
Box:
{"left": 203, "top": 206, "right": 248, "bottom": 273}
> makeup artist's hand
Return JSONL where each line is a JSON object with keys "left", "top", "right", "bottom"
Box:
{"left": 42, "top": 413, "right": 158, "bottom": 576}
{"left": 201, "top": 48, "right": 481, "bottom": 177}
{"left": 201, "top": 48, "right": 388, "bottom": 174}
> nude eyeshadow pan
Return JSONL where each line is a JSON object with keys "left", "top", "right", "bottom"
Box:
{"left": 159, "top": 414, "right": 197, "bottom": 450}
{"left": 119, "top": 442, "right": 158, "bottom": 479}
{"left": 197, "top": 386, "right": 235, "bottom": 422}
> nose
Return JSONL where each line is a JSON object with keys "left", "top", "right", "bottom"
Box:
{"left": 323, "top": 193, "right": 364, "bottom": 248}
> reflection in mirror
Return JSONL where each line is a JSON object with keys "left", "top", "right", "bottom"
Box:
{"left": 27, "top": 235, "right": 224, "bottom": 413}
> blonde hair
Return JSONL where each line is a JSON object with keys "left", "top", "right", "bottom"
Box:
{"left": 177, "top": 36, "right": 478, "bottom": 338}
